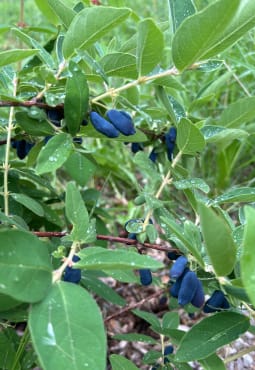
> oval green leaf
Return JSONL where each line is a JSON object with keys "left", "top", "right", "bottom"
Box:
{"left": 29, "top": 282, "right": 106, "bottom": 370}
{"left": 0, "top": 229, "right": 52, "bottom": 303}
{"left": 177, "top": 117, "right": 205, "bottom": 155}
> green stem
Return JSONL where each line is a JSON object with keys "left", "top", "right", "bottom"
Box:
{"left": 10, "top": 325, "right": 29, "bottom": 370}
{"left": 91, "top": 66, "right": 179, "bottom": 104}
{"left": 4, "top": 77, "right": 18, "bottom": 216}
{"left": 52, "top": 241, "right": 80, "bottom": 283}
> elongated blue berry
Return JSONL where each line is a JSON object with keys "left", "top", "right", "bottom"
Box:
{"left": 164, "top": 345, "right": 174, "bottom": 363}
{"left": 139, "top": 269, "right": 152, "bottom": 286}
{"left": 169, "top": 267, "right": 190, "bottom": 298}
{"left": 191, "top": 278, "right": 205, "bottom": 308}
{"left": 178, "top": 271, "right": 199, "bottom": 306}
{"left": 131, "top": 142, "right": 143, "bottom": 153}
{"left": 90, "top": 111, "right": 119, "bottom": 138}
{"left": 203, "top": 290, "right": 230, "bottom": 313}
{"left": 63, "top": 255, "right": 81, "bottom": 284}
{"left": 16, "top": 140, "right": 34, "bottom": 159}
{"left": 167, "top": 251, "right": 180, "bottom": 260}
{"left": 46, "top": 108, "right": 64, "bottom": 127}
{"left": 149, "top": 148, "right": 157, "bottom": 163}
{"left": 106, "top": 109, "right": 136, "bottom": 136}
{"left": 165, "top": 127, "right": 177, "bottom": 161}
{"left": 169, "top": 255, "right": 188, "bottom": 279}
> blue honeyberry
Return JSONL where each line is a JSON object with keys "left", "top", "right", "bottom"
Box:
{"left": 16, "top": 140, "right": 34, "bottom": 159}
{"left": 90, "top": 111, "right": 119, "bottom": 138}
{"left": 165, "top": 127, "right": 177, "bottom": 161}
{"left": 169, "top": 255, "right": 188, "bottom": 279}
{"left": 167, "top": 251, "right": 180, "bottom": 260}
{"left": 73, "top": 137, "right": 83, "bottom": 144}
{"left": 63, "top": 255, "right": 81, "bottom": 284}
{"left": 46, "top": 108, "right": 64, "bottom": 127}
{"left": 131, "top": 142, "right": 143, "bottom": 153}
{"left": 127, "top": 233, "right": 137, "bottom": 240}
{"left": 178, "top": 270, "right": 200, "bottom": 306}
{"left": 164, "top": 345, "right": 174, "bottom": 356}
{"left": 139, "top": 269, "right": 152, "bottom": 286}
{"left": 203, "top": 290, "right": 230, "bottom": 313}
{"left": 190, "top": 278, "right": 205, "bottom": 308}
{"left": 149, "top": 148, "right": 157, "bottom": 163}
{"left": 106, "top": 109, "right": 136, "bottom": 136}
{"left": 169, "top": 267, "right": 190, "bottom": 298}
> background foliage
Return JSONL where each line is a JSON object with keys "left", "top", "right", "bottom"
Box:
{"left": 1, "top": 0, "right": 255, "bottom": 369}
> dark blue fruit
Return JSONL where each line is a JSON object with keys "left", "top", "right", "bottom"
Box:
{"left": 106, "top": 109, "right": 136, "bottom": 136}
{"left": 178, "top": 271, "right": 199, "bottom": 306}
{"left": 73, "top": 137, "right": 83, "bottom": 144}
{"left": 164, "top": 345, "right": 174, "bottom": 363}
{"left": 164, "top": 345, "right": 174, "bottom": 356}
{"left": 63, "top": 255, "right": 81, "bottom": 284}
{"left": 167, "top": 251, "right": 180, "bottom": 260}
{"left": 139, "top": 269, "right": 152, "bottom": 286}
{"left": 169, "top": 267, "right": 190, "bottom": 298}
{"left": 127, "top": 233, "right": 137, "bottom": 240}
{"left": 165, "top": 127, "right": 177, "bottom": 161}
{"left": 149, "top": 148, "right": 157, "bottom": 163}
{"left": 191, "top": 278, "right": 205, "bottom": 308}
{"left": 47, "top": 108, "right": 64, "bottom": 127}
{"left": 131, "top": 142, "right": 143, "bottom": 153}
{"left": 203, "top": 290, "right": 230, "bottom": 313}
{"left": 16, "top": 140, "right": 34, "bottom": 159}
{"left": 169, "top": 256, "right": 188, "bottom": 279}
{"left": 90, "top": 111, "right": 119, "bottom": 138}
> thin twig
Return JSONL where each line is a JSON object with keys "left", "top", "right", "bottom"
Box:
{"left": 104, "top": 290, "right": 163, "bottom": 322}
{"left": 33, "top": 231, "right": 179, "bottom": 253}
{"left": 0, "top": 101, "right": 64, "bottom": 109}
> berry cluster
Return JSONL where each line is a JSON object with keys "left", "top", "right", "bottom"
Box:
{"left": 90, "top": 109, "right": 136, "bottom": 138}
{"left": 169, "top": 256, "right": 205, "bottom": 308}
{"left": 131, "top": 126, "right": 177, "bottom": 163}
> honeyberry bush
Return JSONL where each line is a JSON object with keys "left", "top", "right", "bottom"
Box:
{"left": 1, "top": 0, "right": 255, "bottom": 369}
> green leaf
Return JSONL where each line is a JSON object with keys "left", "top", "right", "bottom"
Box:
{"left": 64, "top": 61, "right": 89, "bottom": 136}
{"left": 65, "top": 182, "right": 89, "bottom": 242}
{"left": 162, "top": 312, "right": 179, "bottom": 330}
{"left": 110, "top": 355, "right": 139, "bottom": 370}
{"left": 113, "top": 333, "right": 157, "bottom": 344}
{"left": 199, "top": 354, "right": 226, "bottom": 370}
{"left": 0, "top": 49, "right": 38, "bottom": 67}
{"left": 177, "top": 118, "right": 205, "bottom": 155}
{"left": 133, "top": 151, "right": 161, "bottom": 183}
{"left": 81, "top": 272, "right": 126, "bottom": 306}
{"left": 77, "top": 247, "right": 163, "bottom": 271}
{"left": 198, "top": 202, "right": 236, "bottom": 276}
{"left": 34, "top": 0, "right": 59, "bottom": 24}
{"left": 201, "top": 125, "right": 249, "bottom": 147}
{"left": 218, "top": 97, "right": 255, "bottom": 128}
{"left": 173, "top": 178, "right": 210, "bottom": 193}
{"left": 63, "top": 7, "right": 131, "bottom": 59}
{"left": 212, "top": 187, "right": 255, "bottom": 205}
{"left": 172, "top": 0, "right": 239, "bottom": 71}
{"left": 132, "top": 309, "right": 160, "bottom": 328}
{"left": 10, "top": 193, "right": 44, "bottom": 217}
{"left": 35, "top": 133, "right": 73, "bottom": 175}
{"left": 169, "top": 0, "right": 196, "bottom": 32}
{"left": 241, "top": 206, "right": 255, "bottom": 306}
{"left": 0, "top": 229, "right": 52, "bottom": 303}
{"left": 100, "top": 52, "right": 138, "bottom": 79}
{"left": 175, "top": 312, "right": 249, "bottom": 361}
{"left": 64, "top": 151, "right": 97, "bottom": 187}
{"left": 0, "top": 293, "right": 22, "bottom": 312}
{"left": 0, "top": 330, "right": 18, "bottom": 369}
{"left": 11, "top": 28, "right": 55, "bottom": 69}
{"left": 29, "top": 282, "right": 106, "bottom": 370}
{"left": 155, "top": 86, "right": 177, "bottom": 125}
{"left": 161, "top": 216, "right": 204, "bottom": 267}
{"left": 15, "top": 112, "right": 55, "bottom": 136}
{"left": 47, "top": 0, "right": 76, "bottom": 28}
{"left": 137, "top": 18, "right": 164, "bottom": 75}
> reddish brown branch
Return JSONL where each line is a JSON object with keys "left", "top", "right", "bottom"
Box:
{"left": 33, "top": 231, "right": 178, "bottom": 253}
{"left": 104, "top": 290, "right": 164, "bottom": 322}
{"left": 0, "top": 100, "right": 64, "bottom": 110}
